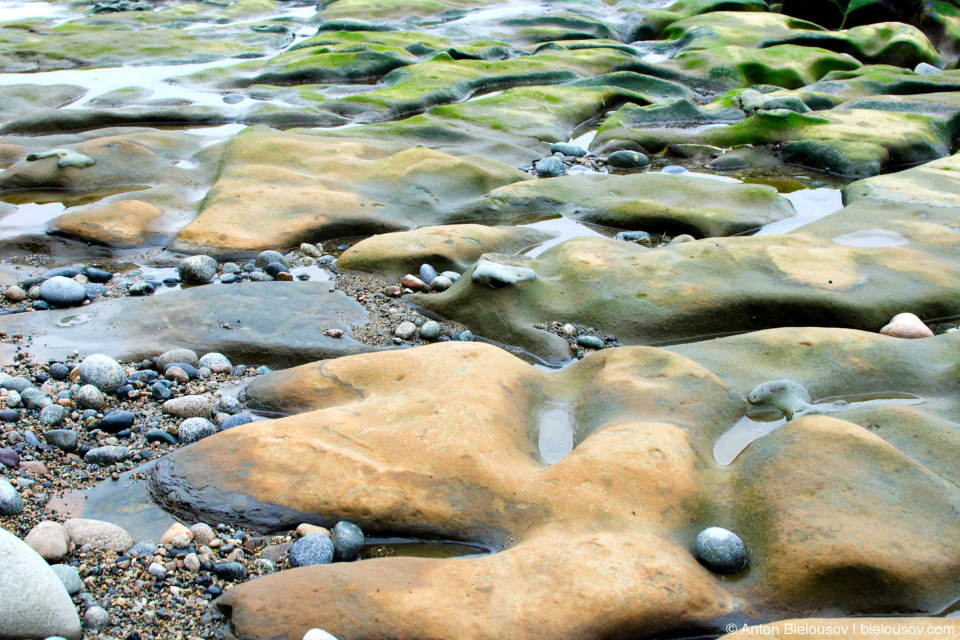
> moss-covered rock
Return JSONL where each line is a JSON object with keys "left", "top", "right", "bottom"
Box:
{"left": 659, "top": 44, "right": 863, "bottom": 91}
{"left": 595, "top": 102, "right": 951, "bottom": 177}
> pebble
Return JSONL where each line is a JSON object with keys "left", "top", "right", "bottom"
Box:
{"left": 4, "top": 284, "right": 26, "bottom": 302}
{"left": 383, "top": 285, "right": 402, "bottom": 297}
{"left": 303, "top": 630, "right": 340, "bottom": 640}
{"left": 399, "top": 274, "right": 429, "bottom": 292}
{"left": 255, "top": 558, "right": 276, "bottom": 574}
{"left": 145, "top": 429, "right": 177, "bottom": 445}
{"left": 160, "top": 522, "right": 192, "bottom": 545}
{"left": 44, "top": 429, "right": 79, "bottom": 452}
{"left": 51, "top": 564, "right": 82, "bottom": 595}
{"left": 0, "top": 477, "right": 24, "bottom": 515}
{"left": 605, "top": 150, "right": 651, "bottom": 169}
{"left": 148, "top": 562, "right": 167, "bottom": 578}
{"left": 419, "top": 321, "right": 441, "bottom": 340}
{"left": 472, "top": 260, "right": 536, "bottom": 287}
{"left": 39, "top": 404, "right": 66, "bottom": 426}
{"left": 879, "top": 312, "right": 934, "bottom": 339}
{"left": 576, "top": 335, "right": 605, "bottom": 350}
{"left": 213, "top": 395, "right": 242, "bottom": 415}
{"left": 49, "top": 363, "right": 70, "bottom": 380}
{"left": 78, "top": 354, "right": 126, "bottom": 393}
{"left": 296, "top": 523, "right": 331, "bottom": 538}
{"left": 127, "top": 541, "right": 159, "bottom": 557}
{"left": 706, "top": 154, "right": 751, "bottom": 171}
{"left": 670, "top": 234, "right": 696, "bottom": 244}
{"left": 178, "top": 255, "right": 218, "bottom": 284}
{"left": 84, "top": 445, "right": 129, "bottom": 466}
{"left": 418, "top": 264, "right": 438, "bottom": 285}
{"left": 156, "top": 348, "right": 199, "bottom": 371}
{"left": 190, "top": 523, "right": 216, "bottom": 545}
{"left": 394, "top": 322, "right": 417, "bottom": 340}
{"left": 287, "top": 533, "right": 334, "bottom": 567}
{"left": 177, "top": 417, "right": 218, "bottom": 444}
{"left": 551, "top": 142, "right": 586, "bottom": 157}
{"left": 431, "top": 276, "right": 453, "bottom": 292}
{"left": 255, "top": 250, "right": 290, "bottom": 270}
{"left": 695, "top": 526, "right": 747, "bottom": 573}
{"left": 162, "top": 395, "right": 211, "bottom": 419}
{"left": 83, "top": 605, "right": 110, "bottom": 630}
{"left": 300, "top": 243, "right": 321, "bottom": 257}
{"left": 38, "top": 276, "right": 87, "bottom": 307}
{"left": 198, "top": 352, "right": 232, "bottom": 374}
{"left": 214, "top": 561, "right": 248, "bottom": 581}
{"left": 99, "top": 410, "right": 134, "bottom": 432}
{"left": 534, "top": 156, "right": 567, "bottom": 177}
{"left": 85, "top": 267, "right": 113, "bottom": 283}
{"left": 331, "top": 521, "right": 364, "bottom": 562}
{"left": 615, "top": 230, "right": 652, "bottom": 244}
{"left": 0, "top": 447, "right": 20, "bottom": 469}
{"left": 25, "top": 521, "right": 71, "bottom": 562}
{"left": 217, "top": 411, "right": 253, "bottom": 431}
{"left": 75, "top": 385, "right": 105, "bottom": 410}
{"left": 63, "top": 519, "right": 134, "bottom": 553}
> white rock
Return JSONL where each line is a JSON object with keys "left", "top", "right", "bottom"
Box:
{"left": 879, "top": 312, "right": 934, "bottom": 339}
{"left": 0, "top": 528, "right": 81, "bottom": 640}
{"left": 303, "top": 630, "right": 339, "bottom": 640}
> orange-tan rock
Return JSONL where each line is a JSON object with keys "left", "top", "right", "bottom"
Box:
{"left": 49, "top": 200, "right": 163, "bottom": 247}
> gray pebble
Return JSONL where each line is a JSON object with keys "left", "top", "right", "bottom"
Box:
{"left": 695, "top": 527, "right": 747, "bottom": 573}
{"left": 288, "top": 533, "right": 334, "bottom": 567}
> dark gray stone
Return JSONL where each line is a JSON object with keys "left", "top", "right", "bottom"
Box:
{"left": 695, "top": 526, "right": 747, "bottom": 573}
{"left": 331, "top": 521, "right": 364, "bottom": 562}
{"left": 287, "top": 533, "right": 334, "bottom": 567}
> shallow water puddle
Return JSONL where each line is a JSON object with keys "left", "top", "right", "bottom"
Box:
{"left": 714, "top": 392, "right": 925, "bottom": 466}
{"left": 537, "top": 401, "right": 574, "bottom": 464}
{"left": 0, "top": 1, "right": 66, "bottom": 22}
{"left": 360, "top": 537, "right": 493, "bottom": 559}
{"left": 46, "top": 460, "right": 178, "bottom": 542}
{"left": 832, "top": 229, "right": 910, "bottom": 247}
{"left": 756, "top": 188, "right": 844, "bottom": 236}
{"left": 0, "top": 201, "right": 65, "bottom": 240}
{"left": 520, "top": 216, "right": 607, "bottom": 258}
{"left": 0, "top": 57, "right": 254, "bottom": 109}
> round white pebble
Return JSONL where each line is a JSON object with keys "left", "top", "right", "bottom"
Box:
{"left": 304, "top": 630, "right": 339, "bottom": 640}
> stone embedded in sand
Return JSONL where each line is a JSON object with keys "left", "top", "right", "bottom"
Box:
{"left": 25, "top": 521, "right": 72, "bottom": 563}
{"left": 748, "top": 380, "right": 813, "bottom": 421}
{"left": 879, "top": 312, "right": 934, "bottom": 338}
{"left": 472, "top": 258, "right": 536, "bottom": 287}
{"left": 63, "top": 518, "right": 134, "bottom": 553}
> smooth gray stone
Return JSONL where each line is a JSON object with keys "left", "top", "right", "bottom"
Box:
{"left": 0, "top": 528, "right": 81, "bottom": 640}
{"left": 0, "top": 282, "right": 377, "bottom": 369}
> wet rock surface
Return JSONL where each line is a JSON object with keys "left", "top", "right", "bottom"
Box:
{"left": 3, "top": 0, "right": 960, "bottom": 638}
